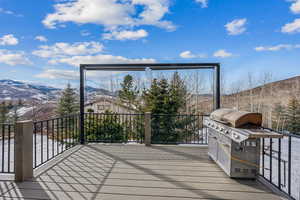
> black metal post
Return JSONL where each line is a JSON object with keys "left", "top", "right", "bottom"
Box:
{"left": 79, "top": 65, "right": 85, "bottom": 144}
{"left": 270, "top": 138, "right": 273, "bottom": 182}
{"left": 278, "top": 138, "right": 281, "bottom": 189}
{"left": 214, "top": 64, "right": 221, "bottom": 110}
{"left": 288, "top": 135, "right": 292, "bottom": 195}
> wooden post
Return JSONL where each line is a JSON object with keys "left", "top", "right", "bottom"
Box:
{"left": 14, "top": 120, "right": 33, "bottom": 182}
{"left": 144, "top": 112, "right": 151, "bottom": 146}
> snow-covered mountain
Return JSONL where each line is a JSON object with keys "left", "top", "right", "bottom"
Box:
{"left": 0, "top": 79, "right": 115, "bottom": 101}
{"left": 0, "top": 80, "right": 60, "bottom": 100}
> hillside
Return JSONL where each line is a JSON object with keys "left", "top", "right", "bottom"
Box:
{"left": 220, "top": 75, "right": 300, "bottom": 128}
{"left": 222, "top": 75, "right": 300, "bottom": 110}
{"left": 0, "top": 80, "right": 60, "bottom": 101}
{"left": 0, "top": 79, "right": 115, "bottom": 101}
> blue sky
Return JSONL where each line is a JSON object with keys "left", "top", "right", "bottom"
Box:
{"left": 0, "top": 0, "right": 299, "bottom": 89}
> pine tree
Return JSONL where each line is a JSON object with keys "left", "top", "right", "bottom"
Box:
{"left": 18, "top": 98, "right": 23, "bottom": 106}
{"left": 285, "top": 97, "right": 300, "bottom": 134}
{"left": 119, "top": 75, "right": 138, "bottom": 102}
{"left": 12, "top": 105, "right": 19, "bottom": 123}
{"left": 142, "top": 74, "right": 189, "bottom": 143}
{"left": 0, "top": 102, "right": 8, "bottom": 123}
{"left": 57, "top": 84, "right": 79, "bottom": 117}
{"left": 143, "top": 78, "right": 170, "bottom": 114}
{"left": 170, "top": 72, "right": 187, "bottom": 113}
{"left": 118, "top": 75, "right": 138, "bottom": 110}
{"left": 272, "top": 103, "right": 285, "bottom": 131}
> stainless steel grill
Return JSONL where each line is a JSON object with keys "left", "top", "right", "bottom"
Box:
{"left": 204, "top": 109, "right": 282, "bottom": 179}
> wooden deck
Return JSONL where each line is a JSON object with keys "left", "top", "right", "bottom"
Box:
{"left": 0, "top": 144, "right": 284, "bottom": 200}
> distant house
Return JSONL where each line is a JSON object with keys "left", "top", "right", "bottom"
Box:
{"left": 84, "top": 96, "right": 136, "bottom": 113}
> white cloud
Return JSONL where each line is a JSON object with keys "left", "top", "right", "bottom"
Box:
{"left": 195, "top": 0, "right": 208, "bottom": 8}
{"left": 80, "top": 30, "right": 91, "bottom": 36}
{"left": 35, "top": 35, "right": 48, "bottom": 42}
{"left": 179, "top": 51, "right": 206, "bottom": 59}
{"left": 0, "top": 34, "right": 18, "bottom": 46}
{"left": 0, "top": 8, "right": 23, "bottom": 17}
{"left": 36, "top": 69, "right": 79, "bottom": 80}
{"left": 180, "top": 51, "right": 195, "bottom": 58}
{"left": 42, "top": 0, "right": 175, "bottom": 31}
{"left": 32, "top": 40, "right": 155, "bottom": 68}
{"left": 32, "top": 41, "right": 104, "bottom": 58}
{"left": 255, "top": 44, "right": 300, "bottom": 51}
{"left": 225, "top": 18, "right": 247, "bottom": 35}
{"left": 0, "top": 49, "right": 31, "bottom": 66}
{"left": 49, "top": 54, "right": 156, "bottom": 67}
{"left": 36, "top": 69, "right": 122, "bottom": 80}
{"left": 290, "top": 0, "right": 300, "bottom": 14}
{"left": 103, "top": 29, "right": 148, "bottom": 40}
{"left": 281, "top": 18, "right": 300, "bottom": 33}
{"left": 213, "top": 49, "right": 233, "bottom": 58}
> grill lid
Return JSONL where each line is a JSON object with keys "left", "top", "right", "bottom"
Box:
{"left": 210, "top": 108, "right": 262, "bottom": 128}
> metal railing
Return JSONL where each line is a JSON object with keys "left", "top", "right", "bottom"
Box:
{"left": 151, "top": 114, "right": 208, "bottom": 144}
{"left": 84, "top": 113, "right": 145, "bottom": 143}
{"left": 0, "top": 124, "right": 14, "bottom": 173}
{"left": 0, "top": 113, "right": 207, "bottom": 174}
{"left": 260, "top": 131, "right": 300, "bottom": 200}
{"left": 84, "top": 113, "right": 208, "bottom": 145}
{"left": 33, "top": 114, "right": 80, "bottom": 168}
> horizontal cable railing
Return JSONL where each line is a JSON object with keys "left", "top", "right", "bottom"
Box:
{"left": 33, "top": 114, "right": 80, "bottom": 168}
{"left": 260, "top": 130, "right": 300, "bottom": 200}
{"left": 0, "top": 124, "right": 14, "bottom": 173}
{"left": 84, "top": 113, "right": 145, "bottom": 144}
{"left": 151, "top": 114, "right": 208, "bottom": 145}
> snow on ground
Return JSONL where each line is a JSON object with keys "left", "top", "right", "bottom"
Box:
{"left": 263, "top": 137, "right": 300, "bottom": 200}
{"left": 0, "top": 135, "right": 75, "bottom": 173}
{"left": 7, "top": 106, "right": 34, "bottom": 117}
{"left": 32, "top": 94, "right": 47, "bottom": 100}
{"left": 16, "top": 106, "right": 34, "bottom": 116}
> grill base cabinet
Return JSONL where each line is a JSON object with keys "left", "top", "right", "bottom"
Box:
{"left": 208, "top": 128, "right": 260, "bottom": 179}
{"left": 204, "top": 109, "right": 282, "bottom": 179}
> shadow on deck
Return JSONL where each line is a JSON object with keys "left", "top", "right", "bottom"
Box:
{"left": 0, "top": 144, "right": 284, "bottom": 200}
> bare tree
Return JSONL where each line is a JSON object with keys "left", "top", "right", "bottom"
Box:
{"left": 229, "top": 80, "right": 244, "bottom": 110}
{"left": 247, "top": 72, "right": 255, "bottom": 112}
{"left": 257, "top": 72, "right": 273, "bottom": 113}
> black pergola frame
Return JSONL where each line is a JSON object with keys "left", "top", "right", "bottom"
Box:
{"left": 79, "top": 63, "right": 221, "bottom": 144}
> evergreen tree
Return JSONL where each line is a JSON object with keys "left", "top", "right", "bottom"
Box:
{"left": 0, "top": 102, "right": 8, "bottom": 123}
{"left": 272, "top": 103, "right": 285, "bottom": 131}
{"left": 7, "top": 101, "right": 13, "bottom": 110}
{"left": 119, "top": 75, "right": 138, "bottom": 104}
{"left": 18, "top": 98, "right": 23, "bottom": 106}
{"left": 57, "top": 84, "right": 79, "bottom": 117}
{"left": 11, "top": 106, "right": 19, "bottom": 123}
{"left": 143, "top": 74, "right": 187, "bottom": 115}
{"left": 170, "top": 72, "right": 187, "bottom": 113}
{"left": 142, "top": 74, "right": 189, "bottom": 143}
{"left": 143, "top": 78, "right": 171, "bottom": 114}
{"left": 285, "top": 97, "right": 300, "bottom": 134}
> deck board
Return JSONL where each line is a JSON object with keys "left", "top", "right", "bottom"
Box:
{"left": 0, "top": 144, "right": 284, "bottom": 200}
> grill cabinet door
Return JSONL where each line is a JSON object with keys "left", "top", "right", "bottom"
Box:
{"left": 208, "top": 129, "right": 218, "bottom": 161}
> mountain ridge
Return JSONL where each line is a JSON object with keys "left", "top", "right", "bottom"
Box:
{"left": 0, "top": 79, "right": 114, "bottom": 101}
